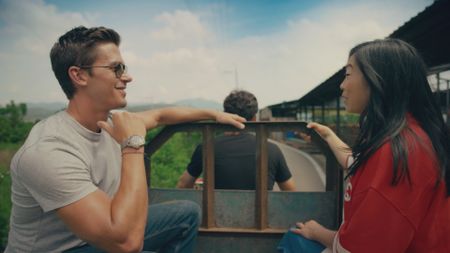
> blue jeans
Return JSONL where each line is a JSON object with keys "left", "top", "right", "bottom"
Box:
{"left": 277, "top": 230, "right": 326, "bottom": 253}
{"left": 65, "top": 200, "right": 201, "bottom": 253}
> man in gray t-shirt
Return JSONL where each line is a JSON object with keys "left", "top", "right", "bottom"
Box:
{"left": 6, "top": 26, "right": 245, "bottom": 253}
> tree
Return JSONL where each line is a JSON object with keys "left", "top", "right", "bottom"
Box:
{"left": 0, "top": 101, "right": 34, "bottom": 143}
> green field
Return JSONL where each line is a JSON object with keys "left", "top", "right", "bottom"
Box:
{"left": 0, "top": 143, "right": 20, "bottom": 249}
{"left": 149, "top": 131, "right": 202, "bottom": 188}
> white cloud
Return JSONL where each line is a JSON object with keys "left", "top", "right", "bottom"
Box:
{"left": 0, "top": 0, "right": 95, "bottom": 103}
{"left": 151, "top": 10, "right": 213, "bottom": 44}
{"left": 0, "top": 0, "right": 94, "bottom": 55}
{"left": 123, "top": 1, "right": 426, "bottom": 107}
{"left": 0, "top": 0, "right": 430, "bottom": 107}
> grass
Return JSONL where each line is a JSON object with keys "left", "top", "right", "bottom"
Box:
{"left": 0, "top": 165, "right": 11, "bottom": 249}
{"left": 0, "top": 143, "right": 19, "bottom": 250}
{"left": 150, "top": 132, "right": 201, "bottom": 188}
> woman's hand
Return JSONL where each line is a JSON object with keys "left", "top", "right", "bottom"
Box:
{"left": 303, "top": 122, "right": 351, "bottom": 170}
{"left": 291, "top": 220, "right": 336, "bottom": 248}
{"left": 306, "top": 122, "right": 335, "bottom": 141}
{"left": 306, "top": 122, "right": 352, "bottom": 170}
{"left": 291, "top": 220, "right": 325, "bottom": 241}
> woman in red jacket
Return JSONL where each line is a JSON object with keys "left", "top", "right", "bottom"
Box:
{"left": 285, "top": 39, "right": 450, "bottom": 252}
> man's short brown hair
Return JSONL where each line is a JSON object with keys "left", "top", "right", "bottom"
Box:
{"left": 223, "top": 90, "right": 258, "bottom": 120}
{"left": 50, "top": 26, "right": 121, "bottom": 99}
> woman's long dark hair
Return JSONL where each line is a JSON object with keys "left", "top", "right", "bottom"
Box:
{"left": 346, "top": 39, "right": 450, "bottom": 196}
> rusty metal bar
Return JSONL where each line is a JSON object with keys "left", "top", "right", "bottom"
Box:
{"left": 255, "top": 125, "right": 268, "bottom": 230}
{"left": 144, "top": 121, "right": 341, "bottom": 229}
{"left": 202, "top": 125, "right": 216, "bottom": 228}
{"left": 324, "top": 148, "right": 343, "bottom": 227}
{"left": 145, "top": 128, "right": 176, "bottom": 156}
{"left": 199, "top": 227, "right": 285, "bottom": 234}
{"left": 312, "top": 122, "right": 342, "bottom": 226}
{"left": 144, "top": 127, "right": 176, "bottom": 187}
{"left": 325, "top": 149, "right": 337, "bottom": 192}
{"left": 308, "top": 123, "right": 342, "bottom": 227}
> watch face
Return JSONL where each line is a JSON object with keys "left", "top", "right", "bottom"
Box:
{"left": 122, "top": 135, "right": 145, "bottom": 149}
{"left": 130, "top": 135, "right": 145, "bottom": 148}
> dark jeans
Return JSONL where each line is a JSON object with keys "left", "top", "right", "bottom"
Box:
{"left": 65, "top": 200, "right": 201, "bottom": 253}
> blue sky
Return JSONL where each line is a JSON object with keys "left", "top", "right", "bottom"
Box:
{"left": 0, "top": 0, "right": 433, "bottom": 107}
{"left": 44, "top": 0, "right": 322, "bottom": 38}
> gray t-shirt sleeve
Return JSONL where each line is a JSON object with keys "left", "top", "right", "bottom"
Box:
{"left": 17, "top": 138, "right": 98, "bottom": 212}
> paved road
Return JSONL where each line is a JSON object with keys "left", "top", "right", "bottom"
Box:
{"left": 271, "top": 140, "right": 325, "bottom": 192}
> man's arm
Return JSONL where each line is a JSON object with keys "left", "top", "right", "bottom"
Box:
{"left": 178, "top": 145, "right": 202, "bottom": 189}
{"left": 57, "top": 112, "right": 148, "bottom": 253}
{"left": 177, "top": 171, "right": 196, "bottom": 188}
{"left": 135, "top": 107, "right": 246, "bottom": 130}
{"left": 277, "top": 178, "right": 296, "bottom": 191}
{"left": 273, "top": 144, "right": 296, "bottom": 191}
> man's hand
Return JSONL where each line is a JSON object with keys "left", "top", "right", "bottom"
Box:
{"left": 214, "top": 111, "right": 246, "bottom": 129}
{"left": 97, "top": 112, "right": 146, "bottom": 144}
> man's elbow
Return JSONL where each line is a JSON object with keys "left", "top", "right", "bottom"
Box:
{"left": 278, "top": 178, "right": 296, "bottom": 191}
{"left": 177, "top": 173, "right": 195, "bottom": 188}
{"left": 280, "top": 187, "right": 296, "bottom": 192}
{"left": 176, "top": 179, "right": 183, "bottom": 188}
{"left": 117, "top": 236, "right": 144, "bottom": 253}
{"left": 177, "top": 180, "right": 188, "bottom": 188}
{"left": 92, "top": 231, "right": 144, "bottom": 253}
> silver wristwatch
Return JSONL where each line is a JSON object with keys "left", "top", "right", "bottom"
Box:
{"left": 121, "top": 135, "right": 145, "bottom": 150}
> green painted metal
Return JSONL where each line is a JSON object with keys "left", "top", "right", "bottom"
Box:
{"left": 149, "top": 189, "right": 337, "bottom": 230}
{"left": 149, "top": 189, "right": 337, "bottom": 253}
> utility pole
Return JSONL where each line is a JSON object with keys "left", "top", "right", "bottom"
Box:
{"left": 234, "top": 65, "right": 239, "bottom": 89}
{"left": 223, "top": 65, "right": 240, "bottom": 89}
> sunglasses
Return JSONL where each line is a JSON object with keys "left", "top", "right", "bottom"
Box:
{"left": 79, "top": 63, "right": 128, "bottom": 78}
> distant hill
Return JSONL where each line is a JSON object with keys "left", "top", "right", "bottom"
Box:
{"left": 174, "top": 98, "right": 222, "bottom": 110}
{"left": 125, "top": 102, "right": 173, "bottom": 112}
{"left": 126, "top": 98, "right": 221, "bottom": 112}
{"left": 24, "top": 102, "right": 66, "bottom": 122}
{"left": 24, "top": 98, "right": 222, "bottom": 122}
